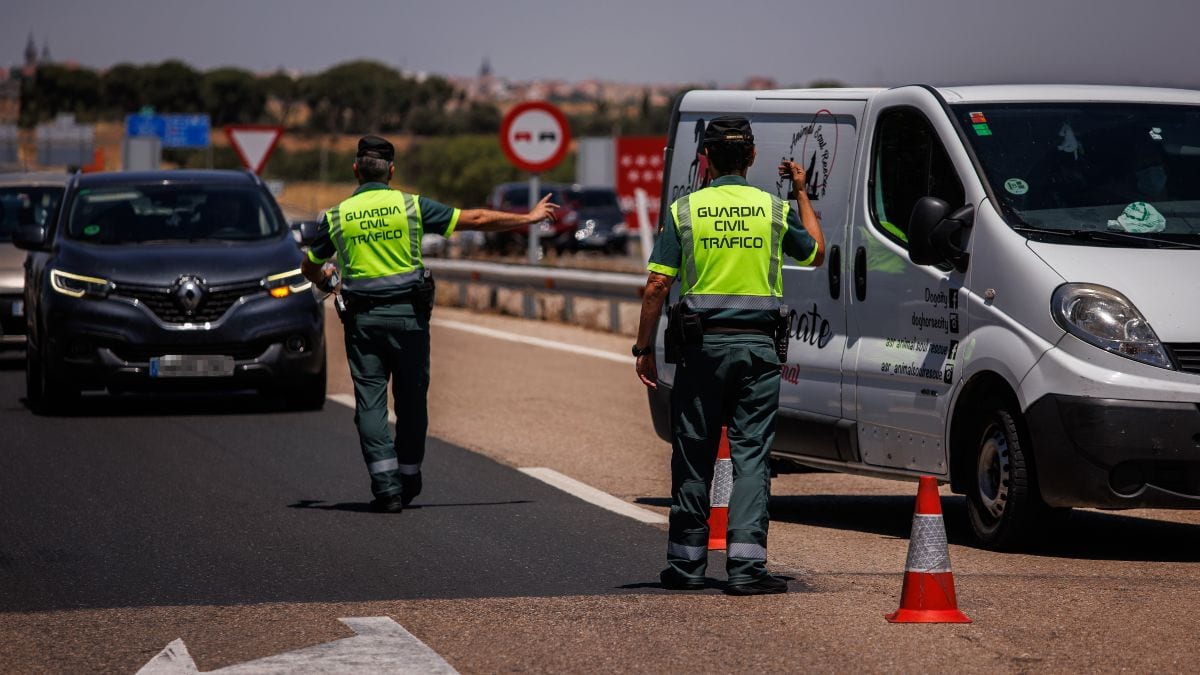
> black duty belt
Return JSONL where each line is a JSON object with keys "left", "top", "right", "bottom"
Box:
{"left": 343, "top": 293, "right": 416, "bottom": 312}
{"left": 703, "top": 321, "right": 774, "bottom": 336}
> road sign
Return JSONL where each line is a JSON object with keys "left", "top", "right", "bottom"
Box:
{"left": 225, "top": 125, "right": 283, "bottom": 175}
{"left": 126, "top": 113, "right": 210, "bottom": 149}
{"left": 614, "top": 136, "right": 666, "bottom": 229}
{"left": 500, "top": 101, "right": 571, "bottom": 173}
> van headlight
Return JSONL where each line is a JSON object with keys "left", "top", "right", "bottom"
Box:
{"left": 263, "top": 269, "right": 312, "bottom": 299}
{"left": 1051, "top": 283, "right": 1172, "bottom": 369}
{"left": 50, "top": 269, "right": 111, "bottom": 298}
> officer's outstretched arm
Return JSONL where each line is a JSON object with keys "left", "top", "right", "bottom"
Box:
{"left": 457, "top": 194, "right": 559, "bottom": 232}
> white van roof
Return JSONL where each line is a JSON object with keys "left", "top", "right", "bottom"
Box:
{"left": 678, "top": 84, "right": 1200, "bottom": 111}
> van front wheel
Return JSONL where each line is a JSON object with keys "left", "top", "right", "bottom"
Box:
{"left": 965, "top": 401, "right": 1046, "bottom": 549}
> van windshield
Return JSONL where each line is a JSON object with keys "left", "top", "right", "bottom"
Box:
{"left": 67, "top": 185, "right": 283, "bottom": 244}
{"left": 953, "top": 103, "right": 1200, "bottom": 248}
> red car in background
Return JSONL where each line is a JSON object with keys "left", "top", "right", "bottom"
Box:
{"left": 483, "top": 182, "right": 577, "bottom": 255}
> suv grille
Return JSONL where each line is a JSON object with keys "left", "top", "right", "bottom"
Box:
{"left": 1165, "top": 343, "right": 1200, "bottom": 374}
{"left": 114, "top": 279, "right": 264, "bottom": 324}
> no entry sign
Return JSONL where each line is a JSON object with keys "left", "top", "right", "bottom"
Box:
{"left": 499, "top": 101, "right": 570, "bottom": 173}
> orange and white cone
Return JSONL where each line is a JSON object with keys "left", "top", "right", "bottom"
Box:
{"left": 886, "top": 475, "right": 971, "bottom": 623}
{"left": 707, "top": 427, "right": 732, "bottom": 551}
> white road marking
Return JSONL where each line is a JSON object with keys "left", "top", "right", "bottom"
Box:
{"left": 137, "top": 616, "right": 458, "bottom": 674}
{"left": 520, "top": 467, "right": 668, "bottom": 525}
{"left": 432, "top": 318, "right": 633, "bottom": 365}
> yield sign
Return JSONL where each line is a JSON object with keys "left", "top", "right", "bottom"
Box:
{"left": 224, "top": 125, "right": 283, "bottom": 175}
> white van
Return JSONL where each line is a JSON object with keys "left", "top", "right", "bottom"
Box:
{"left": 647, "top": 84, "right": 1200, "bottom": 548}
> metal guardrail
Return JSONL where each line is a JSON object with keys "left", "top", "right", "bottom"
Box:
{"left": 425, "top": 259, "right": 646, "bottom": 333}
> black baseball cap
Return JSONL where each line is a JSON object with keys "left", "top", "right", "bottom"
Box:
{"left": 703, "top": 116, "right": 754, "bottom": 146}
{"left": 357, "top": 135, "right": 395, "bottom": 162}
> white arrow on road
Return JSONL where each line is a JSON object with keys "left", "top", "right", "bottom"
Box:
{"left": 137, "top": 616, "right": 458, "bottom": 674}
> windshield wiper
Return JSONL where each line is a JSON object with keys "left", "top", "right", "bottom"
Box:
{"left": 1010, "top": 226, "right": 1200, "bottom": 249}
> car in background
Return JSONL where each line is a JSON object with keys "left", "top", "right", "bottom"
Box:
{"left": 483, "top": 182, "right": 576, "bottom": 254}
{"left": 0, "top": 172, "right": 68, "bottom": 349}
{"left": 561, "top": 185, "right": 630, "bottom": 255}
{"left": 13, "top": 170, "right": 326, "bottom": 413}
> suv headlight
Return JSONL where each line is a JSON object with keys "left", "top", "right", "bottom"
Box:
{"left": 50, "top": 269, "right": 111, "bottom": 298}
{"left": 263, "top": 269, "right": 312, "bottom": 298}
{"left": 1051, "top": 283, "right": 1172, "bottom": 369}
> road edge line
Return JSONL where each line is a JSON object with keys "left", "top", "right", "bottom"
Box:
{"left": 432, "top": 318, "right": 633, "bottom": 365}
{"left": 519, "top": 467, "right": 668, "bottom": 525}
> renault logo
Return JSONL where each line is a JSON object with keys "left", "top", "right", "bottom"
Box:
{"left": 174, "top": 275, "right": 206, "bottom": 315}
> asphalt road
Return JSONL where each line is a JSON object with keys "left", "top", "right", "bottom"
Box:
{"left": 6, "top": 307, "right": 1200, "bottom": 673}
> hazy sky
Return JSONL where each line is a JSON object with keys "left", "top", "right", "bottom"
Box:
{"left": 6, "top": 0, "right": 1200, "bottom": 88}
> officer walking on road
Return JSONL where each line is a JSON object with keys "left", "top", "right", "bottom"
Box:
{"left": 302, "top": 135, "right": 558, "bottom": 513}
{"left": 633, "top": 117, "right": 825, "bottom": 594}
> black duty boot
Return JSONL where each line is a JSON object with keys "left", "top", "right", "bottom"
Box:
{"left": 401, "top": 473, "right": 422, "bottom": 506}
{"left": 370, "top": 494, "right": 405, "bottom": 513}
{"left": 725, "top": 574, "right": 788, "bottom": 596}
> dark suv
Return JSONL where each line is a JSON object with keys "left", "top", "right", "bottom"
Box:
{"left": 13, "top": 170, "right": 325, "bottom": 413}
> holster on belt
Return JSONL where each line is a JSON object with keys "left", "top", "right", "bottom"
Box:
{"left": 774, "top": 304, "right": 792, "bottom": 363}
{"left": 665, "top": 302, "right": 703, "bottom": 365}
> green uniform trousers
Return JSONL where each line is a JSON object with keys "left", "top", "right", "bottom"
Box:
{"left": 343, "top": 302, "right": 429, "bottom": 499}
{"left": 667, "top": 333, "right": 781, "bottom": 585}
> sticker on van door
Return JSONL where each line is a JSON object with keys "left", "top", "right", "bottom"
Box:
{"left": 775, "top": 109, "right": 840, "bottom": 202}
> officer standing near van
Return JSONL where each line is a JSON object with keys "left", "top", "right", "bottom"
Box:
{"left": 301, "top": 135, "right": 558, "bottom": 513}
{"left": 633, "top": 117, "right": 825, "bottom": 594}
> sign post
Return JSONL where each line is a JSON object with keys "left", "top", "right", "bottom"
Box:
{"left": 499, "top": 102, "right": 571, "bottom": 264}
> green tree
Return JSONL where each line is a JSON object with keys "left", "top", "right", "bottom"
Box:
{"left": 101, "top": 63, "right": 147, "bottom": 116}
{"left": 141, "top": 60, "right": 204, "bottom": 112}
{"left": 202, "top": 67, "right": 265, "bottom": 126}
{"left": 302, "top": 60, "right": 410, "bottom": 133}
{"left": 262, "top": 70, "right": 301, "bottom": 127}
{"left": 19, "top": 64, "right": 102, "bottom": 126}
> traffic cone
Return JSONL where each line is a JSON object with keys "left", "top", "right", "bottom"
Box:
{"left": 885, "top": 476, "right": 971, "bottom": 623}
{"left": 707, "top": 427, "right": 732, "bottom": 551}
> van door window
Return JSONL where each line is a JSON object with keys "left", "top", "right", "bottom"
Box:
{"left": 870, "top": 108, "right": 965, "bottom": 247}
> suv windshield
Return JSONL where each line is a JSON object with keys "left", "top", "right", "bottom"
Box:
{"left": 954, "top": 103, "right": 1200, "bottom": 248}
{"left": 0, "top": 187, "right": 63, "bottom": 242}
{"left": 67, "top": 185, "right": 282, "bottom": 244}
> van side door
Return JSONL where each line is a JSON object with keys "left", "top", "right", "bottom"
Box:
{"left": 846, "top": 88, "right": 981, "bottom": 474}
{"left": 746, "top": 98, "right": 865, "bottom": 459}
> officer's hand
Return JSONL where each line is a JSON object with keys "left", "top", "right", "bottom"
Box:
{"left": 636, "top": 353, "right": 657, "bottom": 390}
{"left": 778, "top": 160, "right": 806, "bottom": 188}
{"left": 320, "top": 263, "right": 341, "bottom": 294}
{"left": 527, "top": 194, "right": 560, "bottom": 224}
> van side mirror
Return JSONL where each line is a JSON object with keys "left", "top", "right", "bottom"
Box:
{"left": 11, "top": 225, "right": 48, "bottom": 251}
{"left": 908, "top": 197, "right": 973, "bottom": 273}
{"left": 290, "top": 220, "right": 320, "bottom": 246}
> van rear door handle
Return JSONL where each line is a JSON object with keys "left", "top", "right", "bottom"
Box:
{"left": 828, "top": 245, "right": 841, "bottom": 299}
{"left": 854, "top": 246, "right": 867, "bottom": 301}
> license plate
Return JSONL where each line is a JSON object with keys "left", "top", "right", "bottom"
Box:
{"left": 11, "top": 301, "right": 21, "bottom": 317}
{"left": 149, "top": 354, "right": 235, "bottom": 378}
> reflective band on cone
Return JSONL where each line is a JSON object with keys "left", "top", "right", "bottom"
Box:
{"left": 707, "top": 427, "right": 732, "bottom": 551}
{"left": 885, "top": 475, "right": 972, "bottom": 624}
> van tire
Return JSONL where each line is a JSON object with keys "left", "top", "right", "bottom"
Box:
{"left": 965, "top": 399, "right": 1047, "bottom": 549}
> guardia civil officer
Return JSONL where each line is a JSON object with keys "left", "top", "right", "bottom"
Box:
{"left": 633, "top": 117, "right": 825, "bottom": 595}
{"left": 301, "top": 135, "right": 558, "bottom": 513}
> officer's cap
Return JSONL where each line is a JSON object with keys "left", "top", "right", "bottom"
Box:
{"left": 703, "top": 116, "right": 754, "bottom": 146}
{"left": 357, "top": 135, "right": 395, "bottom": 162}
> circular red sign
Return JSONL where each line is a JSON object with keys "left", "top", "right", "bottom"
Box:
{"left": 499, "top": 101, "right": 571, "bottom": 173}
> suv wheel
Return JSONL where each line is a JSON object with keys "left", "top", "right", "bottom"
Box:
{"left": 285, "top": 356, "right": 327, "bottom": 411}
{"left": 26, "top": 344, "right": 77, "bottom": 415}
